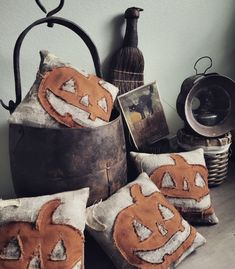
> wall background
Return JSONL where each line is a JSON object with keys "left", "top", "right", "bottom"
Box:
{"left": 0, "top": 0, "right": 235, "bottom": 198}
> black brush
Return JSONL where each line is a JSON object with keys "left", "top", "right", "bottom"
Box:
{"left": 109, "top": 7, "right": 144, "bottom": 95}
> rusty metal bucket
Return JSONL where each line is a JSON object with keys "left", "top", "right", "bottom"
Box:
{"left": 1, "top": 11, "right": 127, "bottom": 205}
{"left": 9, "top": 110, "right": 127, "bottom": 205}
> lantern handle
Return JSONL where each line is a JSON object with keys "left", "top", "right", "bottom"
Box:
{"left": 0, "top": 16, "right": 102, "bottom": 114}
{"left": 193, "top": 56, "right": 213, "bottom": 75}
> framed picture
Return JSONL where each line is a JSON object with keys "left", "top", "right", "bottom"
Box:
{"left": 118, "top": 81, "right": 169, "bottom": 150}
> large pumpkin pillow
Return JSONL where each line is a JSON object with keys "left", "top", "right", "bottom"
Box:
{"left": 86, "top": 172, "right": 206, "bottom": 269}
{"left": 130, "top": 149, "right": 218, "bottom": 225}
{"left": 0, "top": 188, "right": 89, "bottom": 269}
{"left": 9, "top": 50, "right": 118, "bottom": 128}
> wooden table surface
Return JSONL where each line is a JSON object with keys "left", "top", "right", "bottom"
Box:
{"left": 85, "top": 162, "right": 235, "bottom": 269}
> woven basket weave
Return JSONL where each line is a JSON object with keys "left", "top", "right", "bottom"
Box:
{"left": 177, "top": 129, "right": 232, "bottom": 187}
{"left": 205, "top": 151, "right": 230, "bottom": 186}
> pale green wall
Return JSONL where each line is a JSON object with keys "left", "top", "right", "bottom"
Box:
{"left": 0, "top": 0, "right": 235, "bottom": 198}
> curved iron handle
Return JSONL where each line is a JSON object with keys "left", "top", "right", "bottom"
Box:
{"left": 35, "top": 0, "right": 65, "bottom": 27}
{"left": 0, "top": 16, "right": 102, "bottom": 114}
{"left": 35, "top": 0, "right": 65, "bottom": 16}
{"left": 35, "top": 0, "right": 48, "bottom": 14}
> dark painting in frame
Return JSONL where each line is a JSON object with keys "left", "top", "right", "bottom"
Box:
{"left": 118, "top": 81, "right": 169, "bottom": 150}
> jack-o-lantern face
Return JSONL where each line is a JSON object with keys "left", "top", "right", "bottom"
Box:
{"left": 150, "top": 154, "right": 209, "bottom": 202}
{"left": 0, "top": 199, "right": 83, "bottom": 269}
{"left": 38, "top": 66, "right": 114, "bottom": 127}
{"left": 113, "top": 184, "right": 196, "bottom": 269}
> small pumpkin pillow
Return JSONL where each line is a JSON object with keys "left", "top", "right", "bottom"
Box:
{"left": 130, "top": 148, "right": 218, "bottom": 225}
{"left": 0, "top": 188, "right": 89, "bottom": 269}
{"left": 9, "top": 50, "right": 118, "bottom": 128}
{"left": 86, "top": 172, "right": 206, "bottom": 269}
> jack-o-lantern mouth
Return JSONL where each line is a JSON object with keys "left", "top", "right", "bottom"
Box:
{"left": 167, "top": 194, "right": 211, "bottom": 211}
{"left": 46, "top": 89, "right": 106, "bottom": 127}
{"left": 134, "top": 219, "right": 191, "bottom": 264}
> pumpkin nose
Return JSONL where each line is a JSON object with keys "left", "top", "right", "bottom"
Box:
{"left": 28, "top": 255, "right": 41, "bottom": 269}
{"left": 0, "top": 237, "right": 21, "bottom": 260}
{"left": 50, "top": 239, "right": 67, "bottom": 261}
{"left": 157, "top": 223, "right": 168, "bottom": 236}
{"left": 183, "top": 179, "right": 189, "bottom": 191}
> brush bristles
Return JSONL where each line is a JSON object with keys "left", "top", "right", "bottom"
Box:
{"left": 110, "top": 47, "right": 144, "bottom": 95}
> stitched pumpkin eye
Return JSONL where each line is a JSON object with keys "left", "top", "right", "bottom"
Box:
{"left": 158, "top": 204, "right": 174, "bottom": 221}
{"left": 161, "top": 172, "right": 175, "bottom": 188}
{"left": 50, "top": 239, "right": 67, "bottom": 261}
{"left": 98, "top": 97, "right": 108, "bottom": 112}
{"left": 133, "top": 219, "right": 152, "bottom": 242}
{"left": 62, "top": 79, "right": 76, "bottom": 93}
{"left": 80, "top": 95, "right": 89, "bottom": 107}
{"left": 195, "top": 173, "right": 206, "bottom": 187}
{"left": 0, "top": 237, "right": 21, "bottom": 260}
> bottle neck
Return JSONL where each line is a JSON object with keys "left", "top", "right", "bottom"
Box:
{"left": 123, "top": 18, "right": 138, "bottom": 48}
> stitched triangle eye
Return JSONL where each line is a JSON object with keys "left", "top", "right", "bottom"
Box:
{"left": 158, "top": 204, "right": 174, "bottom": 221}
{"left": 0, "top": 237, "right": 21, "bottom": 260}
{"left": 50, "top": 239, "right": 67, "bottom": 261}
{"left": 62, "top": 79, "right": 76, "bottom": 93}
{"left": 195, "top": 173, "right": 206, "bottom": 187}
{"left": 80, "top": 95, "right": 89, "bottom": 107}
{"left": 161, "top": 172, "right": 175, "bottom": 188}
{"left": 133, "top": 219, "right": 152, "bottom": 242}
{"left": 98, "top": 97, "right": 108, "bottom": 112}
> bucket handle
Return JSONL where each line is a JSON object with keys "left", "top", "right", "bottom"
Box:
{"left": 0, "top": 16, "right": 102, "bottom": 114}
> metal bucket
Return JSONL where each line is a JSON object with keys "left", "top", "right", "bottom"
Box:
{"left": 9, "top": 110, "right": 127, "bottom": 205}
{"left": 1, "top": 13, "right": 127, "bottom": 205}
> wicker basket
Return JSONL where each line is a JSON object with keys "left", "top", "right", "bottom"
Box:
{"left": 205, "top": 151, "right": 230, "bottom": 186}
{"left": 231, "top": 130, "right": 235, "bottom": 162}
{"left": 177, "top": 129, "right": 232, "bottom": 187}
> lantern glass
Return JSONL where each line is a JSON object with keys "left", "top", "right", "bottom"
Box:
{"left": 192, "top": 85, "right": 231, "bottom": 126}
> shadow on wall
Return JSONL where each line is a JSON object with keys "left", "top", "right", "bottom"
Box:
{"left": 221, "top": 7, "right": 235, "bottom": 160}
{"left": 102, "top": 14, "right": 125, "bottom": 80}
{"left": 0, "top": 121, "right": 15, "bottom": 199}
{"left": 219, "top": 5, "right": 235, "bottom": 79}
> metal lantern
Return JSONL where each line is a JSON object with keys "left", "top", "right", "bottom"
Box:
{"left": 176, "top": 56, "right": 235, "bottom": 137}
{"left": 176, "top": 56, "right": 235, "bottom": 186}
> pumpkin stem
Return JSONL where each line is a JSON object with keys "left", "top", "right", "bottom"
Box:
{"left": 130, "top": 184, "right": 144, "bottom": 203}
{"left": 35, "top": 199, "right": 61, "bottom": 230}
{"left": 170, "top": 154, "right": 188, "bottom": 166}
